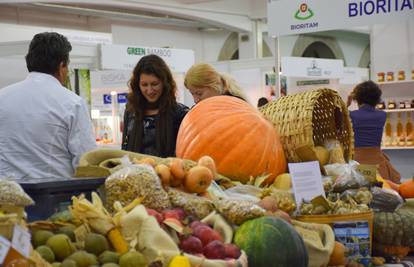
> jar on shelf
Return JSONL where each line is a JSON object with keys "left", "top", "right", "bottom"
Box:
{"left": 399, "top": 101, "right": 406, "bottom": 109}
{"left": 377, "top": 72, "right": 385, "bottom": 82}
{"left": 387, "top": 72, "right": 394, "bottom": 82}
{"left": 398, "top": 70, "right": 405, "bottom": 81}
{"left": 388, "top": 100, "right": 396, "bottom": 109}
{"left": 377, "top": 102, "right": 385, "bottom": 109}
{"left": 411, "top": 100, "right": 414, "bottom": 108}
{"left": 412, "top": 70, "right": 414, "bottom": 80}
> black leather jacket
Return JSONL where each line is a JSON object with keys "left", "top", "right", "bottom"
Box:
{"left": 121, "top": 103, "right": 189, "bottom": 157}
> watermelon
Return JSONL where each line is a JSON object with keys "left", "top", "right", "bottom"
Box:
{"left": 234, "top": 216, "right": 308, "bottom": 267}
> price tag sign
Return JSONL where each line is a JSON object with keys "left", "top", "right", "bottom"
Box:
{"left": 356, "top": 164, "right": 377, "bottom": 183}
{"left": 11, "top": 225, "right": 31, "bottom": 258}
{"left": 0, "top": 235, "right": 11, "bottom": 264}
{"left": 288, "top": 161, "right": 326, "bottom": 209}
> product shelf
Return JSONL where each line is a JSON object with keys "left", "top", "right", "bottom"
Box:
{"left": 381, "top": 146, "right": 414, "bottom": 150}
{"left": 384, "top": 108, "right": 414, "bottom": 113}
{"left": 378, "top": 80, "right": 414, "bottom": 86}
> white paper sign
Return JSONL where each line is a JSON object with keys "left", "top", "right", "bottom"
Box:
{"left": 100, "top": 44, "right": 195, "bottom": 73}
{"left": 11, "top": 225, "right": 31, "bottom": 258}
{"left": 281, "top": 57, "right": 344, "bottom": 78}
{"left": 0, "top": 236, "right": 11, "bottom": 264}
{"left": 268, "top": 0, "right": 414, "bottom": 37}
{"left": 288, "top": 161, "right": 326, "bottom": 208}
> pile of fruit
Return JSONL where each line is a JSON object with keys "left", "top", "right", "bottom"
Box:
{"left": 32, "top": 229, "right": 147, "bottom": 267}
{"left": 146, "top": 208, "right": 241, "bottom": 260}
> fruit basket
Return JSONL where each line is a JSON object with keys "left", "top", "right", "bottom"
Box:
{"left": 260, "top": 88, "right": 354, "bottom": 163}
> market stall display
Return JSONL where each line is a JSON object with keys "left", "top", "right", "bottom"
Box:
{"left": 3, "top": 86, "right": 414, "bottom": 267}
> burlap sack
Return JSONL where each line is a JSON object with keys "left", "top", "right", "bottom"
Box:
{"left": 292, "top": 220, "right": 335, "bottom": 267}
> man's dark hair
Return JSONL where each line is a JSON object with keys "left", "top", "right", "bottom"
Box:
{"left": 26, "top": 32, "right": 72, "bottom": 74}
{"left": 353, "top": 80, "right": 382, "bottom": 107}
{"left": 257, "top": 97, "right": 269, "bottom": 108}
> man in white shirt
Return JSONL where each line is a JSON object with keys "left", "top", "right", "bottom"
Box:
{"left": 0, "top": 32, "right": 96, "bottom": 179}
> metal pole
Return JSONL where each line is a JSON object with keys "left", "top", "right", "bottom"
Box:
{"left": 274, "top": 37, "right": 281, "bottom": 98}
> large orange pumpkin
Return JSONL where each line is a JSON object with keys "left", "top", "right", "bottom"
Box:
{"left": 176, "top": 96, "right": 286, "bottom": 184}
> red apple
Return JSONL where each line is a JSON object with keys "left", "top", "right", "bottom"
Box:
{"left": 224, "top": 243, "right": 241, "bottom": 259}
{"left": 146, "top": 208, "right": 164, "bottom": 224}
{"left": 162, "top": 208, "right": 186, "bottom": 221}
{"left": 203, "top": 240, "right": 226, "bottom": 259}
{"left": 179, "top": 236, "right": 203, "bottom": 254}
{"left": 194, "top": 226, "right": 223, "bottom": 246}
{"left": 189, "top": 221, "right": 208, "bottom": 230}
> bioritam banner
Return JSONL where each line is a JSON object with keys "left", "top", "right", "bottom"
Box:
{"left": 267, "top": 0, "right": 414, "bottom": 37}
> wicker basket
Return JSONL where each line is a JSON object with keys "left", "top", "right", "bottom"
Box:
{"left": 260, "top": 88, "right": 354, "bottom": 163}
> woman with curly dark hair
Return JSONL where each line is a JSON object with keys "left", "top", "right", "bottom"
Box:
{"left": 121, "top": 54, "right": 189, "bottom": 157}
{"left": 348, "top": 80, "right": 400, "bottom": 182}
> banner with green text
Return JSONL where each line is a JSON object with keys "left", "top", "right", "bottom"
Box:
{"left": 267, "top": 0, "right": 414, "bottom": 37}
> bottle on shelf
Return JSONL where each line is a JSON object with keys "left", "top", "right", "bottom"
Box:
{"left": 396, "top": 113, "right": 405, "bottom": 146}
{"left": 384, "top": 113, "right": 392, "bottom": 146}
{"left": 399, "top": 101, "right": 406, "bottom": 109}
{"left": 406, "top": 112, "right": 413, "bottom": 146}
{"left": 411, "top": 99, "right": 414, "bottom": 108}
{"left": 377, "top": 101, "right": 385, "bottom": 110}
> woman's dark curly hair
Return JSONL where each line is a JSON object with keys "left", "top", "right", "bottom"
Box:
{"left": 353, "top": 80, "right": 382, "bottom": 107}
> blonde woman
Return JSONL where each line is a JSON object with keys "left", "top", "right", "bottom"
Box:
{"left": 184, "top": 63, "right": 248, "bottom": 104}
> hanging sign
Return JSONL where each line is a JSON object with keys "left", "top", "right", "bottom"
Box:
{"left": 102, "top": 93, "right": 128, "bottom": 104}
{"left": 281, "top": 57, "right": 344, "bottom": 78}
{"left": 268, "top": 0, "right": 414, "bottom": 37}
{"left": 100, "top": 44, "right": 195, "bottom": 73}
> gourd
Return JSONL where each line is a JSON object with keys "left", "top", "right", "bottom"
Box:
{"left": 399, "top": 178, "right": 414, "bottom": 198}
{"left": 176, "top": 96, "right": 286, "bottom": 184}
{"left": 234, "top": 216, "right": 308, "bottom": 267}
{"left": 328, "top": 241, "right": 346, "bottom": 266}
{"left": 373, "top": 208, "right": 414, "bottom": 257}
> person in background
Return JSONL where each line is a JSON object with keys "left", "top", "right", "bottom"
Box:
{"left": 257, "top": 97, "right": 269, "bottom": 108}
{"left": 348, "top": 80, "right": 401, "bottom": 182}
{"left": 184, "top": 63, "right": 248, "bottom": 104}
{"left": 122, "top": 54, "right": 189, "bottom": 157}
{"left": 0, "top": 32, "right": 96, "bottom": 179}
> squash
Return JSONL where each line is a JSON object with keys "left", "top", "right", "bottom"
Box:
{"left": 328, "top": 241, "right": 346, "bottom": 266}
{"left": 176, "top": 96, "right": 286, "bottom": 184}
{"left": 312, "top": 146, "right": 329, "bottom": 166}
{"left": 399, "top": 178, "right": 414, "bottom": 198}
{"left": 234, "top": 216, "right": 308, "bottom": 267}
{"left": 373, "top": 208, "right": 414, "bottom": 249}
{"left": 272, "top": 173, "right": 292, "bottom": 190}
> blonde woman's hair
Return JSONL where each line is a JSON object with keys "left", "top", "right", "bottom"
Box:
{"left": 184, "top": 63, "right": 248, "bottom": 101}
